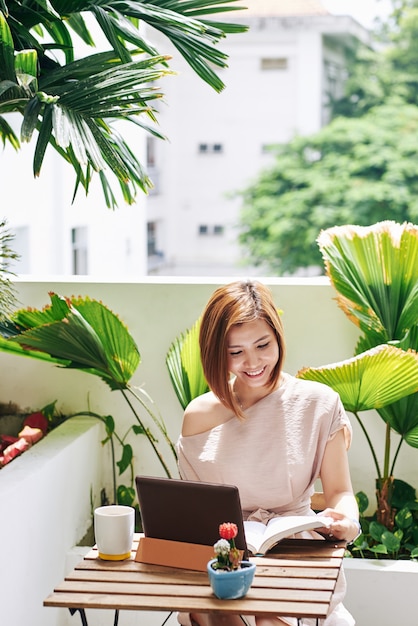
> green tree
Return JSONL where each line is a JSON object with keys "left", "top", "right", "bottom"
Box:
{"left": 237, "top": 101, "right": 418, "bottom": 275}
{"left": 331, "top": 0, "right": 418, "bottom": 118}
{"left": 0, "top": 0, "right": 247, "bottom": 208}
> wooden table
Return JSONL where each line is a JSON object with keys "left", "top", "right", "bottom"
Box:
{"left": 44, "top": 534, "right": 345, "bottom": 625}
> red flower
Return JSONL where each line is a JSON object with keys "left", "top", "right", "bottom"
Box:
{"left": 24, "top": 411, "right": 48, "bottom": 435}
{"left": 219, "top": 522, "right": 238, "bottom": 541}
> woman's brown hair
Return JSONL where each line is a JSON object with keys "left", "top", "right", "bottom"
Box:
{"left": 199, "top": 280, "right": 286, "bottom": 419}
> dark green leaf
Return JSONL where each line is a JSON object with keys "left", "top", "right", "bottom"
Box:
{"left": 369, "top": 544, "right": 388, "bottom": 555}
{"left": 104, "top": 414, "right": 115, "bottom": 436}
{"left": 356, "top": 491, "right": 369, "bottom": 515}
{"left": 33, "top": 103, "right": 53, "bottom": 176}
{"left": 21, "top": 96, "right": 42, "bottom": 142}
{"left": 381, "top": 530, "right": 401, "bottom": 553}
{"left": 117, "top": 485, "right": 135, "bottom": 506}
{"left": 116, "top": 443, "right": 133, "bottom": 475}
{"left": 395, "top": 508, "right": 414, "bottom": 530}
{"left": 369, "top": 521, "right": 387, "bottom": 542}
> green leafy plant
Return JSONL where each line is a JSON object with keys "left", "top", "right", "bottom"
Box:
{"left": 0, "top": 1, "right": 248, "bottom": 207}
{"left": 352, "top": 481, "right": 418, "bottom": 559}
{"left": 0, "top": 292, "right": 177, "bottom": 505}
{"left": 166, "top": 317, "right": 208, "bottom": 410}
{"left": 297, "top": 220, "right": 418, "bottom": 558}
{"left": 0, "top": 219, "right": 18, "bottom": 320}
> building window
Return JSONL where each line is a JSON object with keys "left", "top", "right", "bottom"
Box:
{"left": 261, "top": 57, "right": 288, "bottom": 70}
{"left": 198, "top": 143, "right": 224, "bottom": 154}
{"left": 147, "top": 222, "right": 157, "bottom": 256}
{"left": 71, "top": 227, "right": 88, "bottom": 275}
{"left": 198, "top": 224, "right": 225, "bottom": 236}
{"left": 146, "top": 136, "right": 156, "bottom": 168}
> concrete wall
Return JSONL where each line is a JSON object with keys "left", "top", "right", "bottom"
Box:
{"left": 0, "top": 416, "right": 103, "bottom": 626}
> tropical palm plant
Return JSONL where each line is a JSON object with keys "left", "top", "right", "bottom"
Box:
{"left": 297, "top": 220, "right": 418, "bottom": 557}
{"left": 0, "top": 218, "right": 18, "bottom": 319}
{"left": 0, "top": 0, "right": 248, "bottom": 207}
{"left": 0, "top": 292, "right": 177, "bottom": 504}
{"left": 166, "top": 316, "right": 208, "bottom": 410}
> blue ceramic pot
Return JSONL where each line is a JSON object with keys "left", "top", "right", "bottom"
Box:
{"left": 207, "top": 559, "right": 256, "bottom": 600}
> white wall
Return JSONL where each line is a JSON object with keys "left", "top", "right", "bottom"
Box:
{"left": 0, "top": 116, "right": 148, "bottom": 277}
{"left": 0, "top": 416, "right": 104, "bottom": 626}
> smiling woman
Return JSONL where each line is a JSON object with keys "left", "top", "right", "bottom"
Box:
{"left": 176, "top": 279, "right": 359, "bottom": 626}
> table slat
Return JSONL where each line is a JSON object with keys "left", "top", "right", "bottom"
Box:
{"left": 44, "top": 592, "right": 331, "bottom": 619}
{"left": 66, "top": 568, "right": 336, "bottom": 591}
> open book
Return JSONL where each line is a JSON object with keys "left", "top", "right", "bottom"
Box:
{"left": 244, "top": 514, "right": 333, "bottom": 556}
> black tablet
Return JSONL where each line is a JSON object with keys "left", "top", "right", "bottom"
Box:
{"left": 135, "top": 474, "right": 248, "bottom": 559}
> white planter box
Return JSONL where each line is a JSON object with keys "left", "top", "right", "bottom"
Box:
{"left": 0, "top": 416, "right": 105, "bottom": 626}
{"left": 344, "top": 557, "right": 418, "bottom": 626}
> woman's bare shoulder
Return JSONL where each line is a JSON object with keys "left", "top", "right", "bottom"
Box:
{"left": 181, "top": 391, "right": 232, "bottom": 436}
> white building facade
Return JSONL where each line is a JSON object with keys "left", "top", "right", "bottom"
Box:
{"left": 0, "top": 1, "right": 369, "bottom": 277}
{"left": 146, "top": 2, "right": 370, "bottom": 275}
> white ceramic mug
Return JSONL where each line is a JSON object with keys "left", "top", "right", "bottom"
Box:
{"left": 94, "top": 505, "right": 135, "bottom": 561}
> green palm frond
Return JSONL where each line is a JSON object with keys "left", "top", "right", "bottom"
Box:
{"left": 0, "top": 0, "right": 248, "bottom": 207}
{"left": 166, "top": 317, "right": 208, "bottom": 409}
{"left": 3, "top": 293, "right": 140, "bottom": 389}
{"left": 0, "top": 114, "right": 19, "bottom": 148}
{"left": 297, "top": 344, "right": 418, "bottom": 415}
{"left": 318, "top": 221, "right": 418, "bottom": 346}
{"left": 0, "top": 10, "right": 16, "bottom": 82}
{"left": 0, "top": 292, "right": 176, "bottom": 477}
{"left": 29, "top": 53, "right": 170, "bottom": 202}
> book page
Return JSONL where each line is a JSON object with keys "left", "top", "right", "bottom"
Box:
{"left": 244, "top": 515, "right": 332, "bottom": 555}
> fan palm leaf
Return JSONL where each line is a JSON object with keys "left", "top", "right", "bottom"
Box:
{"left": 0, "top": 292, "right": 176, "bottom": 477}
{"left": 297, "top": 344, "right": 418, "bottom": 481}
{"left": 166, "top": 317, "right": 208, "bottom": 409}
{"left": 297, "top": 344, "right": 418, "bottom": 416}
{"left": 318, "top": 221, "right": 418, "bottom": 346}
{"left": 3, "top": 293, "right": 140, "bottom": 389}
